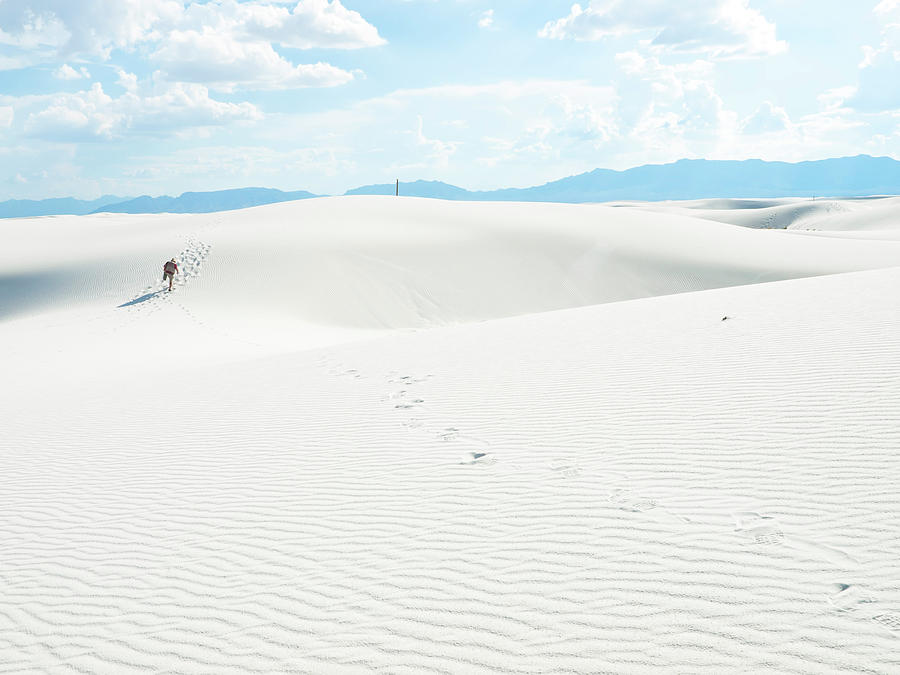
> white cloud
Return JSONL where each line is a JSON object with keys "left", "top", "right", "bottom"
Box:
{"left": 0, "top": 6, "right": 71, "bottom": 70}
{"left": 0, "top": 106, "right": 13, "bottom": 128}
{"left": 152, "top": 28, "right": 355, "bottom": 91}
{"left": 818, "top": 86, "right": 856, "bottom": 112}
{"left": 0, "top": 0, "right": 182, "bottom": 58}
{"left": 116, "top": 69, "right": 139, "bottom": 92}
{"left": 0, "top": 8, "right": 71, "bottom": 51}
{"left": 25, "top": 83, "right": 121, "bottom": 141}
{"left": 267, "top": 80, "right": 620, "bottom": 185}
{"left": 478, "top": 10, "right": 494, "bottom": 29}
{"left": 130, "top": 82, "right": 262, "bottom": 132}
{"left": 413, "top": 116, "right": 459, "bottom": 166}
{"left": 150, "top": 2, "right": 382, "bottom": 90}
{"left": 0, "top": 55, "right": 34, "bottom": 71}
{"left": 0, "top": 1, "right": 383, "bottom": 58}
{"left": 540, "top": 0, "right": 786, "bottom": 59}
{"left": 554, "top": 94, "right": 618, "bottom": 142}
{"left": 613, "top": 50, "right": 737, "bottom": 159}
{"left": 848, "top": 1, "right": 900, "bottom": 112}
{"left": 23, "top": 82, "right": 261, "bottom": 142}
{"left": 741, "top": 101, "right": 791, "bottom": 134}
{"left": 0, "top": 1, "right": 380, "bottom": 90}
{"left": 5, "top": 70, "right": 896, "bottom": 199}
{"left": 53, "top": 63, "right": 90, "bottom": 80}
{"left": 616, "top": 50, "right": 715, "bottom": 92}
{"left": 237, "top": 0, "right": 386, "bottom": 49}
{"left": 113, "top": 143, "right": 357, "bottom": 195}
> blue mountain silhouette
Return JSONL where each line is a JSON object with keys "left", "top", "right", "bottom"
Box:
{"left": 4, "top": 155, "right": 899, "bottom": 218}
{"left": 91, "top": 187, "right": 319, "bottom": 214}
{"left": 349, "top": 156, "right": 900, "bottom": 202}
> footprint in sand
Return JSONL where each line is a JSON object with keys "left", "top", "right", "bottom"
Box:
{"left": 383, "top": 389, "right": 425, "bottom": 409}
{"left": 119, "top": 238, "right": 211, "bottom": 311}
{"left": 609, "top": 489, "right": 657, "bottom": 513}
{"left": 178, "top": 239, "right": 211, "bottom": 282}
{"left": 329, "top": 364, "right": 361, "bottom": 378}
{"left": 388, "top": 374, "right": 432, "bottom": 385}
{"left": 829, "top": 583, "right": 876, "bottom": 613}
{"left": 459, "top": 451, "right": 495, "bottom": 466}
{"left": 438, "top": 428, "right": 460, "bottom": 442}
{"left": 827, "top": 585, "right": 900, "bottom": 634}
{"left": 549, "top": 458, "right": 582, "bottom": 478}
{"left": 395, "top": 398, "right": 425, "bottom": 410}
{"left": 733, "top": 511, "right": 785, "bottom": 546}
{"left": 733, "top": 512, "right": 858, "bottom": 565}
{"left": 452, "top": 433, "right": 494, "bottom": 465}
{"left": 873, "top": 613, "right": 900, "bottom": 632}
{"left": 169, "top": 238, "right": 211, "bottom": 289}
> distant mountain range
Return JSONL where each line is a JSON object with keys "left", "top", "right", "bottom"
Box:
{"left": 350, "top": 155, "right": 900, "bottom": 202}
{"left": 91, "top": 187, "right": 320, "bottom": 214}
{"left": 346, "top": 181, "right": 472, "bottom": 200}
{"left": 0, "top": 188, "right": 320, "bottom": 219}
{"left": 4, "top": 155, "right": 900, "bottom": 219}
{"left": 0, "top": 195, "right": 127, "bottom": 218}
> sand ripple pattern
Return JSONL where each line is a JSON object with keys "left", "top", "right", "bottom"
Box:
{"left": 3, "top": 267, "right": 900, "bottom": 673}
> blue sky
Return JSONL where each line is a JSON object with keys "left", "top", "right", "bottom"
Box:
{"left": 0, "top": 0, "right": 898, "bottom": 199}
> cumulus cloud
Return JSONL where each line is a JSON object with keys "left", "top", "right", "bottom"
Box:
{"left": 0, "top": 5, "right": 72, "bottom": 70}
{"left": 741, "top": 101, "right": 791, "bottom": 134}
{"left": 53, "top": 63, "right": 90, "bottom": 80}
{"left": 152, "top": 28, "right": 355, "bottom": 91}
{"left": 553, "top": 94, "right": 618, "bottom": 142}
{"left": 236, "top": 0, "right": 386, "bottom": 49}
{"left": 131, "top": 82, "right": 262, "bottom": 132}
{"left": 613, "top": 50, "right": 736, "bottom": 158}
{"left": 540, "top": 0, "right": 786, "bottom": 59}
{"left": 818, "top": 86, "right": 856, "bottom": 112}
{"left": 327, "top": 80, "right": 620, "bottom": 178}
{"left": 478, "top": 10, "right": 494, "bottom": 29}
{"left": 847, "top": 1, "right": 900, "bottom": 112}
{"left": 0, "top": 0, "right": 383, "bottom": 57}
{"left": 0, "top": 106, "right": 13, "bottom": 128}
{"left": 0, "top": 0, "right": 181, "bottom": 58}
{"left": 413, "top": 116, "right": 459, "bottom": 166}
{"left": 874, "top": 0, "right": 900, "bottom": 14}
{"left": 24, "top": 83, "right": 122, "bottom": 140}
{"left": 23, "top": 82, "right": 261, "bottom": 142}
{"left": 0, "top": 1, "right": 381, "bottom": 89}
{"left": 116, "top": 68, "right": 139, "bottom": 92}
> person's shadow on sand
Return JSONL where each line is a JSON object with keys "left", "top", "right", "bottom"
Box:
{"left": 118, "top": 290, "right": 163, "bottom": 308}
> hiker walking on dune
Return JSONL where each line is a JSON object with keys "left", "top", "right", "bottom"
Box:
{"left": 163, "top": 258, "right": 178, "bottom": 291}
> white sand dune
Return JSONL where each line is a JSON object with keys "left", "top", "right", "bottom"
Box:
{"left": 4, "top": 197, "right": 900, "bottom": 332}
{"left": 612, "top": 195, "right": 900, "bottom": 232}
{"left": 2, "top": 196, "right": 900, "bottom": 673}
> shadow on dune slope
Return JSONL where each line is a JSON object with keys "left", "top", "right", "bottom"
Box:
{"left": 0, "top": 270, "right": 79, "bottom": 321}
{"left": 6, "top": 197, "right": 900, "bottom": 334}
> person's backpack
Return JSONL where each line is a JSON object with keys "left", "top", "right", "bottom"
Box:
{"left": 164, "top": 260, "right": 177, "bottom": 274}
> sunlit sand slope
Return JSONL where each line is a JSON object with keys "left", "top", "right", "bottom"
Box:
{"left": 2, "top": 197, "right": 900, "bottom": 673}
{"left": 4, "top": 196, "right": 900, "bottom": 334}
{"left": 613, "top": 195, "right": 900, "bottom": 232}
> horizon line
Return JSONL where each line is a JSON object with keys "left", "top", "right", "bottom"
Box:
{"left": 2, "top": 153, "right": 896, "bottom": 203}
